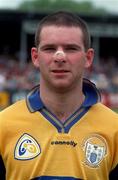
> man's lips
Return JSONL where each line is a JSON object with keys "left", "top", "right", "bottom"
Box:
{"left": 51, "top": 70, "right": 69, "bottom": 73}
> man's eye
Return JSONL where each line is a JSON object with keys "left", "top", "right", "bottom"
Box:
{"left": 44, "top": 47, "right": 55, "bottom": 51}
{"left": 66, "top": 47, "right": 78, "bottom": 51}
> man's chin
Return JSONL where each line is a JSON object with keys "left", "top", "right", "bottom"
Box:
{"left": 52, "top": 83, "right": 72, "bottom": 93}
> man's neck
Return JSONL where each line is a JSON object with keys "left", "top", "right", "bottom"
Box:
{"left": 40, "top": 85, "right": 85, "bottom": 123}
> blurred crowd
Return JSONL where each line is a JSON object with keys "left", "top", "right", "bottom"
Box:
{"left": 0, "top": 55, "right": 118, "bottom": 93}
{"left": 0, "top": 55, "right": 39, "bottom": 91}
{"left": 85, "top": 57, "right": 118, "bottom": 93}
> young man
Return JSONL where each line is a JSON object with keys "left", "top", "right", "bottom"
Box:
{"left": 0, "top": 11, "right": 118, "bottom": 180}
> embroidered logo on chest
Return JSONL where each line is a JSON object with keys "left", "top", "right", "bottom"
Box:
{"left": 82, "top": 134, "right": 107, "bottom": 168}
{"left": 14, "top": 133, "right": 41, "bottom": 160}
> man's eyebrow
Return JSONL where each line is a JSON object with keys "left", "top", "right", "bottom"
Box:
{"left": 64, "top": 44, "right": 80, "bottom": 47}
{"left": 39, "top": 43, "right": 82, "bottom": 49}
{"left": 64, "top": 44, "right": 82, "bottom": 49}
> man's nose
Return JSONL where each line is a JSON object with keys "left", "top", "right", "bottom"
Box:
{"left": 53, "top": 50, "right": 66, "bottom": 63}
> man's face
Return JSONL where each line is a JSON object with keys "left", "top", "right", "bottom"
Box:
{"left": 31, "top": 26, "right": 94, "bottom": 92}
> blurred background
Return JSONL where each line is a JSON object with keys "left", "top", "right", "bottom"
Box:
{"left": 0, "top": 0, "right": 118, "bottom": 111}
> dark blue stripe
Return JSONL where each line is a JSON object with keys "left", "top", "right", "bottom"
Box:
{"left": 40, "top": 110, "right": 62, "bottom": 133}
{"left": 31, "top": 176, "right": 82, "bottom": 180}
{"left": 64, "top": 106, "right": 90, "bottom": 133}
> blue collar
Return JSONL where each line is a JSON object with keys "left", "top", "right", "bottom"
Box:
{"left": 26, "top": 79, "right": 101, "bottom": 113}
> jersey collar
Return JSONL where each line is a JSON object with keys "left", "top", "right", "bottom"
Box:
{"left": 26, "top": 79, "right": 101, "bottom": 113}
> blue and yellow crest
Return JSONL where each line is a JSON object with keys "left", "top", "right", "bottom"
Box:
{"left": 14, "top": 133, "right": 41, "bottom": 160}
{"left": 82, "top": 134, "right": 107, "bottom": 168}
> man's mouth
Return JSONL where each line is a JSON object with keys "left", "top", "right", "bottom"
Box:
{"left": 52, "top": 70, "right": 69, "bottom": 73}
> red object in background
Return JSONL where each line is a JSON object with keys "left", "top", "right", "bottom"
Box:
{"left": 101, "top": 92, "right": 111, "bottom": 107}
{"left": 101, "top": 92, "right": 118, "bottom": 108}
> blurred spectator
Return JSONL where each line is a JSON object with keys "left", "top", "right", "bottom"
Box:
{"left": 111, "top": 72, "right": 118, "bottom": 93}
{"left": 0, "top": 73, "right": 7, "bottom": 91}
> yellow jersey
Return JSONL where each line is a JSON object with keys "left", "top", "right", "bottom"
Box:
{"left": 0, "top": 79, "right": 118, "bottom": 180}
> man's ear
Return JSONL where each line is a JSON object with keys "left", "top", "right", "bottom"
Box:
{"left": 85, "top": 48, "right": 94, "bottom": 68}
{"left": 31, "top": 47, "right": 39, "bottom": 68}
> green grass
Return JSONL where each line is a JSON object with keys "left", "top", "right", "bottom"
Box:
{"left": 112, "top": 108, "right": 118, "bottom": 113}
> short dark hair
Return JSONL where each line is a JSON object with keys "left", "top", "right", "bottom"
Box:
{"left": 35, "top": 11, "right": 91, "bottom": 51}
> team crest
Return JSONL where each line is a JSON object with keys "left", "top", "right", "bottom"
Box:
{"left": 83, "top": 134, "right": 107, "bottom": 168}
{"left": 14, "top": 133, "right": 41, "bottom": 160}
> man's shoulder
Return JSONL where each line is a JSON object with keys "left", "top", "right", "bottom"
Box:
{"left": 3, "top": 99, "right": 26, "bottom": 110}
{"left": 92, "top": 102, "right": 118, "bottom": 119}
{"left": 0, "top": 99, "right": 27, "bottom": 120}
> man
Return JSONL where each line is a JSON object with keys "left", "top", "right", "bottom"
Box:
{"left": 0, "top": 11, "right": 118, "bottom": 180}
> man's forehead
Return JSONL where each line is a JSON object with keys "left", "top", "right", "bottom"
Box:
{"left": 40, "top": 25, "right": 82, "bottom": 34}
{"left": 40, "top": 26, "right": 83, "bottom": 40}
